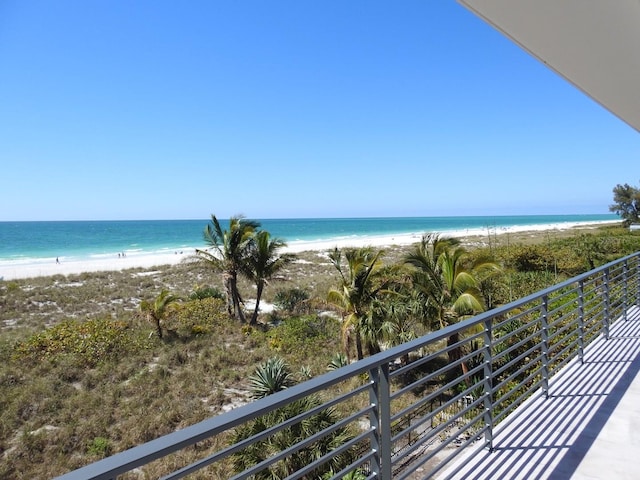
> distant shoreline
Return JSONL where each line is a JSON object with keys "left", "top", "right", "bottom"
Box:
{"left": 0, "top": 220, "right": 618, "bottom": 281}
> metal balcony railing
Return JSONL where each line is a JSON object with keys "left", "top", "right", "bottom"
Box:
{"left": 57, "top": 252, "right": 640, "bottom": 480}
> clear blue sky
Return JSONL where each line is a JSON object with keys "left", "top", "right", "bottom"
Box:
{"left": 1, "top": 1, "right": 638, "bottom": 221}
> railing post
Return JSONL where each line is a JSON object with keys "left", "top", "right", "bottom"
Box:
{"left": 368, "top": 364, "right": 392, "bottom": 479}
{"left": 636, "top": 255, "right": 640, "bottom": 307}
{"left": 623, "top": 260, "right": 629, "bottom": 321}
{"left": 603, "top": 268, "right": 611, "bottom": 340}
{"left": 541, "top": 295, "right": 549, "bottom": 399}
{"left": 482, "top": 317, "right": 494, "bottom": 452}
{"left": 578, "top": 279, "right": 585, "bottom": 364}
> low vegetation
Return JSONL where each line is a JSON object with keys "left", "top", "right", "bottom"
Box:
{"left": 1, "top": 221, "right": 639, "bottom": 478}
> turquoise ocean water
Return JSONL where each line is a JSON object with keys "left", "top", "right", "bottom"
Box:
{"left": 0, "top": 215, "right": 618, "bottom": 264}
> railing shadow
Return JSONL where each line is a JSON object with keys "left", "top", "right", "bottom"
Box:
{"left": 441, "top": 308, "right": 640, "bottom": 480}
{"left": 546, "top": 308, "right": 640, "bottom": 479}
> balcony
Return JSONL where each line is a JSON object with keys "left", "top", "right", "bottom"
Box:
{"left": 57, "top": 252, "right": 640, "bottom": 480}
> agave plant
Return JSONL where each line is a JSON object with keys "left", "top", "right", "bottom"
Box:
{"left": 248, "top": 356, "right": 294, "bottom": 400}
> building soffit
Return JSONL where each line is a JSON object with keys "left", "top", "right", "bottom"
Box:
{"left": 458, "top": 0, "right": 640, "bottom": 133}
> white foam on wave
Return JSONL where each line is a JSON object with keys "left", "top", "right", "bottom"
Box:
{"left": 0, "top": 220, "right": 618, "bottom": 280}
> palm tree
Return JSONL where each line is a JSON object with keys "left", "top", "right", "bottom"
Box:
{"left": 327, "top": 247, "right": 393, "bottom": 361}
{"left": 243, "top": 231, "right": 293, "bottom": 325}
{"left": 377, "top": 294, "right": 419, "bottom": 366}
{"left": 139, "top": 290, "right": 180, "bottom": 339}
{"left": 196, "top": 215, "right": 260, "bottom": 322}
{"left": 404, "top": 233, "right": 499, "bottom": 364}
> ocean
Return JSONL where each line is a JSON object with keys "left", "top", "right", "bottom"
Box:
{"left": 0, "top": 214, "right": 618, "bottom": 264}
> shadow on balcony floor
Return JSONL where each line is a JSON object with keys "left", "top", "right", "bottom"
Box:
{"left": 438, "top": 306, "right": 640, "bottom": 480}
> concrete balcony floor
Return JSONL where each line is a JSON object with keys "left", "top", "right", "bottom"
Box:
{"left": 439, "top": 306, "right": 640, "bottom": 480}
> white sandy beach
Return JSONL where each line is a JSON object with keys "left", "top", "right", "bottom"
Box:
{"left": 0, "top": 221, "right": 617, "bottom": 281}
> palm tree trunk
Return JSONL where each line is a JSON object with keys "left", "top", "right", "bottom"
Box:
{"left": 355, "top": 332, "right": 364, "bottom": 361}
{"left": 233, "top": 285, "right": 246, "bottom": 322}
{"left": 447, "top": 332, "right": 468, "bottom": 379}
{"left": 447, "top": 332, "right": 461, "bottom": 363}
{"left": 342, "top": 325, "right": 353, "bottom": 361}
{"left": 223, "top": 273, "right": 235, "bottom": 317}
{"left": 154, "top": 315, "right": 163, "bottom": 339}
{"left": 366, "top": 340, "right": 381, "bottom": 356}
{"left": 233, "top": 284, "right": 247, "bottom": 323}
{"left": 225, "top": 271, "right": 246, "bottom": 322}
{"left": 250, "top": 282, "right": 264, "bottom": 325}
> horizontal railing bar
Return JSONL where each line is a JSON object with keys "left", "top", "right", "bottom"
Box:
{"left": 584, "top": 319, "right": 603, "bottom": 338}
{"left": 425, "top": 396, "right": 485, "bottom": 444}
{"left": 546, "top": 296, "right": 579, "bottom": 315}
{"left": 609, "top": 269, "right": 625, "bottom": 282}
{"left": 221, "top": 389, "right": 375, "bottom": 468}
{"left": 56, "top": 364, "right": 376, "bottom": 479}
{"left": 409, "top": 424, "right": 489, "bottom": 480}
{"left": 392, "top": 390, "right": 484, "bottom": 450}
{"left": 548, "top": 335, "right": 579, "bottom": 360}
{"left": 391, "top": 377, "right": 484, "bottom": 443}
{"left": 551, "top": 282, "right": 581, "bottom": 298}
{"left": 493, "top": 320, "right": 541, "bottom": 350}
{"left": 547, "top": 309, "right": 579, "bottom": 330}
{"left": 547, "top": 320, "right": 579, "bottom": 344}
{"left": 583, "top": 304, "right": 604, "bottom": 321}
{"left": 492, "top": 303, "right": 542, "bottom": 330}
{"left": 280, "top": 426, "right": 374, "bottom": 480}
{"left": 548, "top": 347, "right": 579, "bottom": 377}
{"left": 395, "top": 410, "right": 487, "bottom": 480}
{"left": 582, "top": 277, "right": 599, "bottom": 289}
{"left": 548, "top": 337, "right": 579, "bottom": 361}
{"left": 221, "top": 402, "right": 373, "bottom": 479}
{"left": 391, "top": 403, "right": 484, "bottom": 471}
{"left": 583, "top": 297, "right": 603, "bottom": 312}
{"left": 391, "top": 347, "right": 483, "bottom": 401}
{"left": 492, "top": 331, "right": 542, "bottom": 366}
{"left": 494, "top": 377, "right": 545, "bottom": 425}
{"left": 391, "top": 362, "right": 485, "bottom": 424}
{"left": 391, "top": 344, "right": 482, "bottom": 393}
{"left": 494, "top": 366, "right": 543, "bottom": 406}
{"left": 326, "top": 448, "right": 376, "bottom": 480}
{"left": 493, "top": 343, "right": 542, "bottom": 378}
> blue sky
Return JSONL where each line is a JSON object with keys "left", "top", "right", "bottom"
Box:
{"left": 1, "top": 1, "right": 638, "bottom": 221}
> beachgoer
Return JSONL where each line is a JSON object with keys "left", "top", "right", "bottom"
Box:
{"left": 56, "top": 257, "right": 60, "bottom": 264}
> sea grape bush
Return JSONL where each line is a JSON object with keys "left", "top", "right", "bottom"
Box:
{"left": 174, "top": 297, "right": 229, "bottom": 336}
{"left": 13, "top": 318, "right": 151, "bottom": 367}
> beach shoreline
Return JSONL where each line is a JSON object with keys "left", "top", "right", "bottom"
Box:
{"left": 0, "top": 220, "right": 617, "bottom": 281}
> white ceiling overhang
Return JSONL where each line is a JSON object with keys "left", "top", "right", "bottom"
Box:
{"left": 458, "top": 0, "right": 640, "bottom": 133}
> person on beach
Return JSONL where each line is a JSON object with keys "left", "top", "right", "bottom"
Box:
{"left": 56, "top": 257, "right": 60, "bottom": 264}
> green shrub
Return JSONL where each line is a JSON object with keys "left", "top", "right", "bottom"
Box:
{"left": 5, "top": 281, "right": 20, "bottom": 292}
{"left": 274, "top": 288, "right": 310, "bottom": 315}
{"left": 266, "top": 316, "right": 338, "bottom": 367}
{"left": 190, "top": 285, "right": 224, "bottom": 301}
{"left": 13, "top": 318, "right": 150, "bottom": 367}
{"left": 87, "top": 436, "right": 112, "bottom": 458}
{"left": 174, "top": 297, "right": 228, "bottom": 336}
